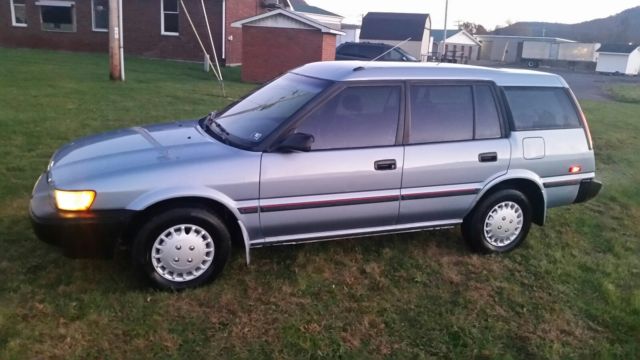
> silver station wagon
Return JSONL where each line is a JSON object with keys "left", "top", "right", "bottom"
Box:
{"left": 30, "top": 61, "right": 602, "bottom": 289}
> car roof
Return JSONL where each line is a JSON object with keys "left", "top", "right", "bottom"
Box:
{"left": 339, "top": 42, "right": 391, "bottom": 48}
{"left": 292, "top": 61, "right": 568, "bottom": 87}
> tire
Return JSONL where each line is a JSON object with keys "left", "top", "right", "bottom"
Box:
{"left": 131, "top": 207, "right": 231, "bottom": 290}
{"left": 462, "top": 189, "right": 532, "bottom": 254}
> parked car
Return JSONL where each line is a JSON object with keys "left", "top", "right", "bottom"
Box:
{"left": 336, "top": 42, "right": 418, "bottom": 62}
{"left": 30, "top": 61, "right": 601, "bottom": 290}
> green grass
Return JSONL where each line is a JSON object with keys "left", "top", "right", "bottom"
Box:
{"left": 1, "top": 47, "right": 639, "bottom": 359}
{"left": 607, "top": 84, "right": 640, "bottom": 103}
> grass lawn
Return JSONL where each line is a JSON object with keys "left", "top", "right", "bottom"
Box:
{"left": 1, "top": 47, "right": 639, "bottom": 359}
{"left": 608, "top": 84, "right": 640, "bottom": 104}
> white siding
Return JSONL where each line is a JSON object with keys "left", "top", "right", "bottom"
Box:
{"left": 596, "top": 53, "right": 630, "bottom": 74}
{"left": 446, "top": 32, "right": 478, "bottom": 45}
{"left": 298, "top": 12, "right": 343, "bottom": 30}
{"left": 437, "top": 32, "right": 480, "bottom": 62}
{"left": 245, "top": 13, "right": 315, "bottom": 30}
{"left": 337, "top": 28, "right": 360, "bottom": 46}
{"left": 625, "top": 48, "right": 640, "bottom": 75}
{"left": 368, "top": 39, "right": 423, "bottom": 59}
{"left": 420, "top": 28, "right": 431, "bottom": 59}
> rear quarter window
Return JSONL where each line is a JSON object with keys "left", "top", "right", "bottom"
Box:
{"left": 503, "top": 87, "right": 581, "bottom": 131}
{"left": 337, "top": 44, "right": 359, "bottom": 57}
{"left": 358, "top": 45, "right": 384, "bottom": 59}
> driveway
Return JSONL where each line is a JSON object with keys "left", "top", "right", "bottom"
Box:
{"left": 482, "top": 62, "right": 639, "bottom": 101}
{"left": 545, "top": 69, "right": 639, "bottom": 101}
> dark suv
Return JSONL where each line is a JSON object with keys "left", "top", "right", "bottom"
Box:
{"left": 336, "top": 42, "right": 418, "bottom": 62}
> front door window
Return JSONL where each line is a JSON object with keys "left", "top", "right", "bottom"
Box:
{"left": 295, "top": 85, "right": 401, "bottom": 150}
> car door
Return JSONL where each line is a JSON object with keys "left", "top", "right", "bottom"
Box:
{"left": 259, "top": 83, "right": 405, "bottom": 241}
{"left": 399, "top": 82, "right": 511, "bottom": 224}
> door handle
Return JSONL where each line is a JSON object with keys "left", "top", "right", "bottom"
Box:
{"left": 478, "top": 152, "right": 498, "bottom": 162}
{"left": 374, "top": 159, "right": 397, "bottom": 171}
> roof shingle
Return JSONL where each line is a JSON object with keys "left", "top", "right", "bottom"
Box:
{"left": 290, "top": 0, "right": 341, "bottom": 17}
{"left": 431, "top": 29, "right": 460, "bottom": 42}
{"left": 360, "top": 12, "right": 430, "bottom": 41}
{"left": 597, "top": 43, "right": 639, "bottom": 54}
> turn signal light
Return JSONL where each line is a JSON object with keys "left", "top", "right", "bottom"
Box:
{"left": 54, "top": 190, "right": 96, "bottom": 211}
{"left": 569, "top": 166, "right": 582, "bottom": 174}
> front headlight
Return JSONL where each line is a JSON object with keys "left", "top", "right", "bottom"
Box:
{"left": 54, "top": 190, "right": 96, "bottom": 211}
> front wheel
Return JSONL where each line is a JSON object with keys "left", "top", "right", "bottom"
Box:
{"left": 462, "top": 189, "right": 532, "bottom": 253}
{"left": 132, "top": 207, "right": 231, "bottom": 290}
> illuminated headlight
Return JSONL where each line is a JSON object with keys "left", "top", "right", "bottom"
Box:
{"left": 54, "top": 190, "right": 96, "bottom": 211}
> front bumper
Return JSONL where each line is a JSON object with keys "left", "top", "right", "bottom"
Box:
{"left": 29, "top": 174, "right": 134, "bottom": 258}
{"left": 574, "top": 179, "right": 602, "bottom": 204}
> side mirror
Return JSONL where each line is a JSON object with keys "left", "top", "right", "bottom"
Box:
{"left": 275, "top": 132, "right": 314, "bottom": 152}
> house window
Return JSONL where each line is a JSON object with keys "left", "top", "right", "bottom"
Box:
{"left": 92, "top": 0, "right": 109, "bottom": 32}
{"left": 38, "top": 1, "right": 76, "bottom": 32}
{"left": 10, "top": 0, "right": 27, "bottom": 27}
{"left": 161, "top": 0, "right": 179, "bottom": 35}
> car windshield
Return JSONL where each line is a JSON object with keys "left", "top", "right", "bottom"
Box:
{"left": 397, "top": 48, "right": 417, "bottom": 61}
{"left": 211, "top": 73, "right": 332, "bottom": 144}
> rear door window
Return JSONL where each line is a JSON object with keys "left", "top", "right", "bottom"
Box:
{"left": 503, "top": 87, "right": 581, "bottom": 130}
{"left": 409, "top": 84, "right": 504, "bottom": 143}
{"left": 409, "top": 85, "right": 474, "bottom": 143}
{"left": 474, "top": 85, "right": 502, "bottom": 139}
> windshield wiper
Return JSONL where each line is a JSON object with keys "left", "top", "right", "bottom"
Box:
{"left": 204, "top": 112, "right": 230, "bottom": 142}
{"left": 213, "top": 120, "right": 230, "bottom": 137}
{"left": 215, "top": 91, "right": 309, "bottom": 121}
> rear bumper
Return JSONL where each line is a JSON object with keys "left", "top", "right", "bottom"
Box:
{"left": 574, "top": 179, "right": 602, "bottom": 204}
{"left": 29, "top": 173, "right": 134, "bottom": 258}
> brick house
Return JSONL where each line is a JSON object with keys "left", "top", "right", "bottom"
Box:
{"left": 0, "top": 0, "right": 339, "bottom": 65}
{"left": 232, "top": 8, "right": 343, "bottom": 82}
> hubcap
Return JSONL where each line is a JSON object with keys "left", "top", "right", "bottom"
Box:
{"left": 151, "top": 224, "right": 215, "bottom": 282}
{"left": 484, "top": 201, "right": 524, "bottom": 247}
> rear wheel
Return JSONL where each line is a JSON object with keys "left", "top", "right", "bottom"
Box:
{"left": 132, "top": 207, "right": 231, "bottom": 290}
{"left": 462, "top": 189, "right": 532, "bottom": 253}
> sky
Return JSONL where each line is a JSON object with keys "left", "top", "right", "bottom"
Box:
{"left": 306, "top": 0, "right": 639, "bottom": 30}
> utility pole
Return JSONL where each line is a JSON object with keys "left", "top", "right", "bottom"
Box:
{"left": 109, "top": 0, "right": 123, "bottom": 81}
{"left": 442, "top": 0, "right": 449, "bottom": 59}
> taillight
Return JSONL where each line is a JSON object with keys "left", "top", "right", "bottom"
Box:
{"left": 580, "top": 109, "right": 594, "bottom": 150}
{"left": 569, "top": 89, "right": 593, "bottom": 150}
{"left": 569, "top": 166, "right": 581, "bottom": 174}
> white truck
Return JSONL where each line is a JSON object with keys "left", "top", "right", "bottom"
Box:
{"left": 522, "top": 41, "right": 600, "bottom": 68}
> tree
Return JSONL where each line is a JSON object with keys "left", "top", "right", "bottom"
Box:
{"left": 458, "top": 21, "right": 489, "bottom": 35}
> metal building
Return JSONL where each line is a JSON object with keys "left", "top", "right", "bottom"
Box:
{"left": 474, "top": 35, "right": 574, "bottom": 63}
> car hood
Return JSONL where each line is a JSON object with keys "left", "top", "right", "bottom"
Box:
{"left": 49, "top": 120, "right": 239, "bottom": 186}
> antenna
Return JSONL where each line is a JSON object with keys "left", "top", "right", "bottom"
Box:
{"left": 371, "top": 38, "right": 412, "bottom": 62}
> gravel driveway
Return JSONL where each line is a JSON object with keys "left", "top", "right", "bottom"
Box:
{"left": 545, "top": 69, "right": 639, "bottom": 101}
{"left": 484, "top": 63, "right": 639, "bottom": 101}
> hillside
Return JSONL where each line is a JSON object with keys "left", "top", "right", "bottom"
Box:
{"left": 492, "top": 6, "right": 640, "bottom": 44}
